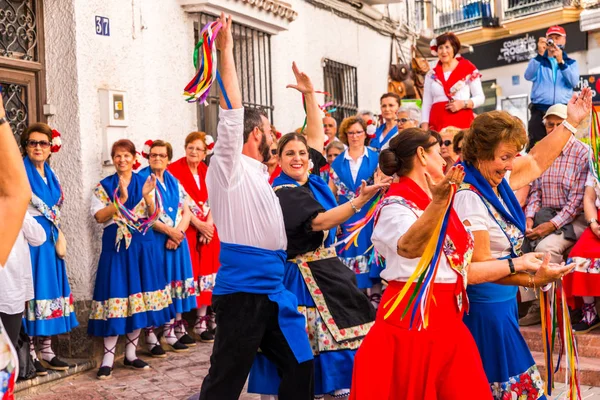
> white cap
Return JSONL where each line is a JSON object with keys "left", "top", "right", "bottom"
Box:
{"left": 544, "top": 104, "right": 567, "bottom": 119}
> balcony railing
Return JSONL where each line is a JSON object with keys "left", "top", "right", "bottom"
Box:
{"left": 503, "top": 0, "right": 574, "bottom": 20}
{"left": 433, "top": 0, "right": 499, "bottom": 34}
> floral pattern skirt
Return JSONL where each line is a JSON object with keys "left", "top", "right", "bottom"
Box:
{"left": 88, "top": 225, "right": 174, "bottom": 337}
{"left": 464, "top": 298, "right": 546, "bottom": 400}
{"left": 24, "top": 216, "right": 78, "bottom": 337}
{"left": 154, "top": 232, "right": 197, "bottom": 314}
{"left": 249, "top": 249, "right": 374, "bottom": 397}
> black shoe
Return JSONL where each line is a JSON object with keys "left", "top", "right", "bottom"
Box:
{"left": 573, "top": 315, "right": 600, "bottom": 334}
{"left": 166, "top": 340, "right": 189, "bottom": 352}
{"left": 96, "top": 365, "right": 113, "bottom": 380}
{"left": 178, "top": 333, "right": 196, "bottom": 347}
{"left": 123, "top": 357, "right": 150, "bottom": 370}
{"left": 41, "top": 356, "right": 70, "bottom": 371}
{"left": 34, "top": 360, "right": 48, "bottom": 376}
{"left": 149, "top": 344, "right": 167, "bottom": 358}
{"left": 199, "top": 330, "right": 215, "bottom": 343}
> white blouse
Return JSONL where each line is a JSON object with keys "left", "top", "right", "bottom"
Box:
{"left": 585, "top": 172, "right": 600, "bottom": 209}
{"left": 0, "top": 212, "right": 46, "bottom": 314}
{"left": 344, "top": 148, "right": 369, "bottom": 183}
{"left": 421, "top": 70, "right": 485, "bottom": 124}
{"left": 454, "top": 191, "right": 512, "bottom": 258}
{"left": 372, "top": 202, "right": 458, "bottom": 284}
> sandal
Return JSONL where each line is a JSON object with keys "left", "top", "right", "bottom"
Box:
{"left": 175, "top": 320, "right": 196, "bottom": 347}
{"left": 97, "top": 342, "right": 116, "bottom": 380}
{"left": 164, "top": 322, "right": 189, "bottom": 352}
{"left": 145, "top": 328, "right": 167, "bottom": 358}
{"left": 194, "top": 315, "right": 215, "bottom": 343}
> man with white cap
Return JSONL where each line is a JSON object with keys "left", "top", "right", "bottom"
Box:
{"left": 524, "top": 25, "right": 579, "bottom": 151}
{"left": 519, "top": 103, "right": 588, "bottom": 326}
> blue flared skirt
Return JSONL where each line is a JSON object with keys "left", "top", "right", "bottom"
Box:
{"left": 338, "top": 216, "right": 378, "bottom": 289}
{"left": 88, "top": 225, "right": 174, "bottom": 337}
{"left": 154, "top": 232, "right": 197, "bottom": 314}
{"left": 464, "top": 297, "right": 546, "bottom": 400}
{"left": 248, "top": 259, "right": 360, "bottom": 396}
{"left": 24, "top": 216, "right": 79, "bottom": 337}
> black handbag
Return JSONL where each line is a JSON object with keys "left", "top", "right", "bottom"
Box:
{"left": 389, "top": 36, "right": 412, "bottom": 82}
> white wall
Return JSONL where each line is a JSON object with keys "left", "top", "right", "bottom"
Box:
{"left": 44, "top": 0, "right": 197, "bottom": 301}
{"left": 270, "top": 0, "right": 405, "bottom": 131}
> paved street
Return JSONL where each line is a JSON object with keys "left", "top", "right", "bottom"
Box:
{"left": 17, "top": 342, "right": 258, "bottom": 400}
{"left": 14, "top": 340, "right": 600, "bottom": 400}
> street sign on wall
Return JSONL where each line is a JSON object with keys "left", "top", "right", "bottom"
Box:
{"left": 96, "top": 16, "right": 110, "bottom": 36}
{"left": 463, "top": 22, "right": 587, "bottom": 71}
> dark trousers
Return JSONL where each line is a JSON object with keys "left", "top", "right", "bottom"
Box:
{"left": 0, "top": 312, "right": 22, "bottom": 350}
{"left": 527, "top": 107, "right": 547, "bottom": 151}
{"left": 199, "top": 292, "right": 314, "bottom": 400}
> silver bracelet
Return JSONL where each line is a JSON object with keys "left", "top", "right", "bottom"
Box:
{"left": 562, "top": 120, "right": 577, "bottom": 135}
{"left": 349, "top": 199, "right": 361, "bottom": 214}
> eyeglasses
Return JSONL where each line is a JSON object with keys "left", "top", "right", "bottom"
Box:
{"left": 27, "top": 140, "right": 51, "bottom": 148}
{"left": 187, "top": 147, "right": 206, "bottom": 153}
{"left": 347, "top": 130, "right": 365, "bottom": 136}
{"left": 441, "top": 140, "right": 453, "bottom": 147}
{"left": 396, "top": 118, "right": 409, "bottom": 123}
{"left": 270, "top": 149, "right": 277, "bottom": 155}
{"left": 149, "top": 153, "right": 168, "bottom": 159}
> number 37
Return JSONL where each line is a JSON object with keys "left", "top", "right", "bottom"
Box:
{"left": 95, "top": 16, "right": 110, "bottom": 36}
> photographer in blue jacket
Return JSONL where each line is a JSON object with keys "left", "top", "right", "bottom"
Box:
{"left": 525, "top": 25, "right": 579, "bottom": 151}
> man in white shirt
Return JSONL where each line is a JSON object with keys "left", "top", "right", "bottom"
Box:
{"left": 198, "top": 14, "right": 314, "bottom": 400}
{"left": 0, "top": 212, "right": 45, "bottom": 349}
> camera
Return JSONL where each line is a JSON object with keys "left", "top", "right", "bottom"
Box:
{"left": 546, "top": 38, "right": 564, "bottom": 50}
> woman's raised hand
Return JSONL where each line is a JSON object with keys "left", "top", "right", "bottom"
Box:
{"left": 426, "top": 165, "right": 465, "bottom": 205}
{"left": 142, "top": 174, "right": 157, "bottom": 197}
{"left": 286, "top": 62, "right": 315, "bottom": 95}
{"left": 567, "top": 87, "right": 592, "bottom": 127}
{"left": 118, "top": 176, "right": 129, "bottom": 203}
{"left": 357, "top": 171, "right": 392, "bottom": 202}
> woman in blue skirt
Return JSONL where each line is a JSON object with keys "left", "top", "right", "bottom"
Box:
{"left": 139, "top": 140, "right": 198, "bottom": 356}
{"left": 329, "top": 117, "right": 382, "bottom": 307}
{"left": 453, "top": 89, "right": 591, "bottom": 399}
{"left": 21, "top": 123, "right": 78, "bottom": 375}
{"left": 89, "top": 139, "right": 173, "bottom": 380}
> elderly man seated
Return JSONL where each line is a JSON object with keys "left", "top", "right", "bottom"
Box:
{"left": 519, "top": 104, "right": 589, "bottom": 326}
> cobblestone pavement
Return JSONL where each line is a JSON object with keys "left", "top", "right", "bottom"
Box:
{"left": 18, "top": 342, "right": 258, "bottom": 400}
{"left": 15, "top": 341, "right": 600, "bottom": 400}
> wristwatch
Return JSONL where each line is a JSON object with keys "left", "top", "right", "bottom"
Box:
{"left": 588, "top": 218, "right": 598, "bottom": 226}
{"left": 508, "top": 258, "right": 516, "bottom": 275}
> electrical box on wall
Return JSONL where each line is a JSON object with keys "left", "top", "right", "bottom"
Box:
{"left": 98, "top": 89, "right": 128, "bottom": 165}
{"left": 99, "top": 89, "right": 128, "bottom": 127}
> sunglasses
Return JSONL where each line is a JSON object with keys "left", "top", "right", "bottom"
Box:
{"left": 396, "top": 118, "right": 409, "bottom": 123}
{"left": 441, "top": 140, "right": 452, "bottom": 147}
{"left": 27, "top": 140, "right": 51, "bottom": 149}
{"left": 270, "top": 149, "right": 277, "bottom": 155}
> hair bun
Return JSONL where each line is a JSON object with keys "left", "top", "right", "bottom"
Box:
{"left": 379, "top": 148, "right": 402, "bottom": 177}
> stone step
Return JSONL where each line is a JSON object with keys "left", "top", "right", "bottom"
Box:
{"left": 521, "top": 326, "right": 600, "bottom": 359}
{"left": 531, "top": 351, "right": 600, "bottom": 388}
{"left": 15, "top": 358, "right": 96, "bottom": 396}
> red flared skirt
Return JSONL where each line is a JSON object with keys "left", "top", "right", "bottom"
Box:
{"left": 429, "top": 102, "right": 474, "bottom": 132}
{"left": 563, "top": 211, "right": 600, "bottom": 308}
{"left": 185, "top": 226, "right": 220, "bottom": 307}
{"left": 350, "top": 281, "right": 491, "bottom": 400}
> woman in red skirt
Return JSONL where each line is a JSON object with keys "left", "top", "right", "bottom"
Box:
{"left": 350, "top": 129, "right": 546, "bottom": 399}
{"left": 168, "top": 132, "right": 220, "bottom": 343}
{"left": 420, "top": 32, "right": 484, "bottom": 132}
{"left": 564, "top": 171, "right": 600, "bottom": 334}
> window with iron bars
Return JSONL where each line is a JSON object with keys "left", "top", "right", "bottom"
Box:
{"left": 195, "top": 13, "right": 274, "bottom": 139}
{"left": 323, "top": 59, "right": 358, "bottom": 126}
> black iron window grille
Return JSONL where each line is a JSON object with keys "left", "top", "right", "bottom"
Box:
{"left": 0, "top": 0, "right": 38, "bottom": 61}
{"left": 323, "top": 58, "right": 358, "bottom": 125}
{"left": 196, "top": 13, "right": 273, "bottom": 138}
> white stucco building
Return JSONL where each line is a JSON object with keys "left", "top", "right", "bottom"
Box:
{"left": 1, "top": 0, "right": 419, "bottom": 357}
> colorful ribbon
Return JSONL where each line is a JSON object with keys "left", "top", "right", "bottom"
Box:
{"left": 382, "top": 184, "right": 456, "bottom": 330}
{"left": 184, "top": 21, "right": 232, "bottom": 109}
{"left": 540, "top": 281, "right": 581, "bottom": 399}
{"left": 335, "top": 192, "right": 384, "bottom": 252}
{"left": 589, "top": 107, "right": 600, "bottom": 184}
{"left": 112, "top": 187, "right": 163, "bottom": 235}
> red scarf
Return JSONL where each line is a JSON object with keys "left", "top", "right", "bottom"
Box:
{"left": 168, "top": 157, "right": 209, "bottom": 218}
{"left": 269, "top": 165, "right": 282, "bottom": 185}
{"left": 432, "top": 57, "right": 479, "bottom": 100}
{"left": 383, "top": 176, "right": 471, "bottom": 276}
